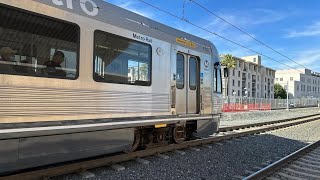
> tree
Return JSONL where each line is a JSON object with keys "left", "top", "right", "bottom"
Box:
{"left": 274, "top": 83, "right": 287, "bottom": 99}
{"left": 220, "top": 54, "right": 236, "bottom": 97}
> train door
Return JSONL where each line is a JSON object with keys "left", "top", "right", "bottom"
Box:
{"left": 175, "top": 53, "right": 199, "bottom": 114}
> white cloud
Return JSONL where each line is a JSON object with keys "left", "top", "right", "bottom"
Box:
{"left": 106, "top": 0, "right": 154, "bottom": 18}
{"left": 284, "top": 49, "right": 320, "bottom": 72}
{"left": 285, "top": 22, "right": 320, "bottom": 38}
{"left": 213, "top": 8, "right": 292, "bottom": 28}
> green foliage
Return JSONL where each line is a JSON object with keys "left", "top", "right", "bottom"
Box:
{"left": 220, "top": 54, "right": 236, "bottom": 97}
{"left": 274, "top": 83, "right": 287, "bottom": 99}
{"left": 220, "top": 54, "right": 236, "bottom": 69}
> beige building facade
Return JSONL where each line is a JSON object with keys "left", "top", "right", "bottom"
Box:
{"left": 222, "top": 55, "right": 275, "bottom": 98}
{"left": 275, "top": 69, "right": 320, "bottom": 98}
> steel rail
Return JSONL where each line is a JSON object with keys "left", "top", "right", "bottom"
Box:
{"left": 219, "top": 113, "right": 320, "bottom": 132}
{"left": 244, "top": 140, "right": 320, "bottom": 180}
{"left": 1, "top": 115, "right": 320, "bottom": 180}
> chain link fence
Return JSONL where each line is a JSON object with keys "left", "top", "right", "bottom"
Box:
{"left": 222, "top": 97, "right": 320, "bottom": 112}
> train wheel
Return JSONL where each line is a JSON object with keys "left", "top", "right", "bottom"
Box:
{"left": 129, "top": 128, "right": 141, "bottom": 152}
{"left": 172, "top": 124, "right": 186, "bottom": 144}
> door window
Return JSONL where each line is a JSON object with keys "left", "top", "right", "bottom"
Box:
{"left": 189, "top": 57, "right": 197, "bottom": 90}
{"left": 176, "top": 53, "right": 184, "bottom": 89}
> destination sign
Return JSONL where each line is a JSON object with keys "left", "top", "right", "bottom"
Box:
{"left": 176, "top": 37, "right": 196, "bottom": 48}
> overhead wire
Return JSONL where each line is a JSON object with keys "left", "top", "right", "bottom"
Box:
{"left": 189, "top": 0, "right": 309, "bottom": 70}
{"left": 135, "top": 0, "right": 303, "bottom": 73}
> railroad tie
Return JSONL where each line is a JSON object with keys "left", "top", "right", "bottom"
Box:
{"left": 289, "top": 164, "right": 320, "bottom": 174}
{"left": 293, "top": 161, "right": 320, "bottom": 170}
{"left": 284, "top": 167, "right": 320, "bottom": 179}
{"left": 276, "top": 171, "right": 305, "bottom": 180}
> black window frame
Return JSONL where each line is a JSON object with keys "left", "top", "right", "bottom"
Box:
{"left": 0, "top": 4, "right": 80, "bottom": 80}
{"left": 93, "top": 30, "right": 152, "bottom": 86}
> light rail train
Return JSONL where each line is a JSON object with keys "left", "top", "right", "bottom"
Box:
{"left": 0, "top": 0, "right": 222, "bottom": 173}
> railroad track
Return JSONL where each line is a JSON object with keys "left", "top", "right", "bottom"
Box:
{"left": 244, "top": 140, "right": 320, "bottom": 180}
{"left": 1, "top": 113, "right": 320, "bottom": 180}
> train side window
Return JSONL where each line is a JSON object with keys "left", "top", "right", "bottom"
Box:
{"left": 0, "top": 5, "right": 79, "bottom": 79}
{"left": 176, "top": 53, "right": 184, "bottom": 89}
{"left": 94, "top": 30, "right": 152, "bottom": 86}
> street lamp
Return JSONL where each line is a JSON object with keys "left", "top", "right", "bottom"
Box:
{"left": 286, "top": 81, "right": 290, "bottom": 111}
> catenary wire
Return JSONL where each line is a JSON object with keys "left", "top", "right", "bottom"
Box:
{"left": 135, "top": 0, "right": 303, "bottom": 73}
{"left": 189, "top": 0, "right": 309, "bottom": 70}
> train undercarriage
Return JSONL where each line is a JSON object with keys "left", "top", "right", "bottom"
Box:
{"left": 130, "top": 121, "right": 197, "bottom": 151}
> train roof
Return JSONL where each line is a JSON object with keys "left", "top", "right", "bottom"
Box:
{"left": 34, "top": 0, "right": 217, "bottom": 55}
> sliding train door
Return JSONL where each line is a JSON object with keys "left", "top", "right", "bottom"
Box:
{"left": 175, "top": 53, "right": 199, "bottom": 114}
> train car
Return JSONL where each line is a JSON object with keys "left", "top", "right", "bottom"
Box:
{"left": 0, "top": 0, "right": 222, "bottom": 173}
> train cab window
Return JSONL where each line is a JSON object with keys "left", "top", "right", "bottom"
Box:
{"left": 0, "top": 5, "right": 79, "bottom": 79}
{"left": 94, "top": 30, "right": 152, "bottom": 86}
{"left": 214, "top": 65, "right": 222, "bottom": 93}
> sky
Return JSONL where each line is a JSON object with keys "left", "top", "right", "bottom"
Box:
{"left": 105, "top": 0, "right": 320, "bottom": 72}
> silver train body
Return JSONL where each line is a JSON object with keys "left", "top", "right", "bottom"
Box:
{"left": 0, "top": 0, "right": 222, "bottom": 173}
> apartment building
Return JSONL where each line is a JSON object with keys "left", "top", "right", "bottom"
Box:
{"left": 222, "top": 55, "right": 275, "bottom": 98}
{"left": 275, "top": 68, "right": 320, "bottom": 98}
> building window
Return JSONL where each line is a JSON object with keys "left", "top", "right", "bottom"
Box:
{"left": 232, "top": 69, "right": 235, "bottom": 76}
{"left": 248, "top": 82, "right": 250, "bottom": 88}
{"left": 232, "top": 79, "right": 235, "bottom": 86}
{"left": 257, "top": 84, "right": 259, "bottom": 89}
{"left": 94, "top": 30, "right": 152, "bottom": 86}
{"left": 248, "top": 73, "right": 250, "bottom": 79}
{"left": 253, "top": 58, "right": 256, "bottom": 62}
{"left": 297, "top": 85, "right": 299, "bottom": 91}
{"left": 280, "top": 78, "right": 283, "bottom": 81}
{"left": 0, "top": 5, "right": 79, "bottom": 79}
{"left": 238, "top": 80, "right": 240, "bottom": 87}
{"left": 290, "top": 77, "right": 293, "bottom": 81}
{"left": 276, "top": 78, "right": 278, "bottom": 81}
{"left": 238, "top": 90, "right": 240, "bottom": 96}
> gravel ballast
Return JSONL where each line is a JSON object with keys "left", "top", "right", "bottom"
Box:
{"left": 221, "top": 107, "right": 320, "bottom": 127}
{"left": 53, "top": 118, "right": 320, "bottom": 180}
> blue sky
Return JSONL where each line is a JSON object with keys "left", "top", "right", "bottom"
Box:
{"left": 106, "top": 0, "right": 320, "bottom": 72}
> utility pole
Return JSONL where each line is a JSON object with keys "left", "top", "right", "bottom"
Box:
{"left": 286, "top": 81, "right": 289, "bottom": 111}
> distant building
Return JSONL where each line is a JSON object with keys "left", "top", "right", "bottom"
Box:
{"left": 222, "top": 55, "right": 275, "bottom": 98}
{"left": 275, "top": 68, "right": 320, "bottom": 98}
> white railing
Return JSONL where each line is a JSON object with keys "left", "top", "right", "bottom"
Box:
{"left": 222, "top": 97, "right": 320, "bottom": 112}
